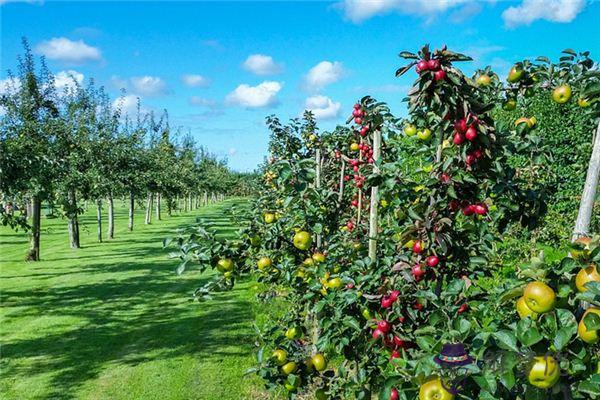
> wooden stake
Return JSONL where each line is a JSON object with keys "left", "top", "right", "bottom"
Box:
{"left": 572, "top": 119, "right": 600, "bottom": 240}
{"left": 368, "top": 129, "right": 381, "bottom": 261}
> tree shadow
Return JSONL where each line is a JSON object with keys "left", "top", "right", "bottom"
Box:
{"left": 1, "top": 200, "right": 259, "bottom": 399}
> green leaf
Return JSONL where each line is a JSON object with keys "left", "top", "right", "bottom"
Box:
{"left": 578, "top": 374, "right": 600, "bottom": 396}
{"left": 493, "top": 330, "right": 519, "bottom": 352}
{"left": 516, "top": 318, "right": 542, "bottom": 347}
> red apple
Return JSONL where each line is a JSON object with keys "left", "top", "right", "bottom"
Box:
{"left": 462, "top": 204, "right": 474, "bottom": 216}
{"left": 416, "top": 60, "right": 429, "bottom": 72}
{"left": 465, "top": 126, "right": 477, "bottom": 141}
{"left": 434, "top": 69, "right": 446, "bottom": 81}
{"left": 412, "top": 264, "right": 426, "bottom": 281}
{"left": 390, "top": 388, "right": 399, "bottom": 400}
{"left": 389, "top": 290, "right": 400, "bottom": 301}
{"left": 372, "top": 328, "right": 384, "bottom": 340}
{"left": 453, "top": 132, "right": 465, "bottom": 145}
{"left": 381, "top": 296, "right": 394, "bottom": 309}
{"left": 377, "top": 320, "right": 391, "bottom": 333}
{"left": 354, "top": 117, "right": 362, "bottom": 125}
{"left": 458, "top": 303, "right": 469, "bottom": 314}
{"left": 473, "top": 203, "right": 488, "bottom": 215}
{"left": 427, "top": 59, "right": 440, "bottom": 70}
{"left": 353, "top": 103, "right": 361, "bottom": 109}
{"left": 454, "top": 119, "right": 467, "bottom": 133}
{"left": 412, "top": 240, "right": 424, "bottom": 254}
{"left": 426, "top": 255, "right": 439, "bottom": 268}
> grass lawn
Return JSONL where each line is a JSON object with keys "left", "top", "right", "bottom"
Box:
{"left": 0, "top": 198, "right": 274, "bottom": 400}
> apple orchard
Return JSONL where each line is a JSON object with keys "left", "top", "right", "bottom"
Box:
{"left": 170, "top": 45, "right": 600, "bottom": 399}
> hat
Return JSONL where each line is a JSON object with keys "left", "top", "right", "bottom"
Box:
{"left": 434, "top": 343, "right": 473, "bottom": 367}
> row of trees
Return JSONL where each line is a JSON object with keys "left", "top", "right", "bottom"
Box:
{"left": 0, "top": 40, "right": 254, "bottom": 260}
{"left": 170, "top": 45, "right": 599, "bottom": 399}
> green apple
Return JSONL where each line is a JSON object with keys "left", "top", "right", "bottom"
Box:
{"left": 216, "top": 258, "right": 234, "bottom": 273}
{"left": 476, "top": 74, "right": 491, "bottom": 86}
{"left": 507, "top": 65, "right": 523, "bottom": 83}
{"left": 417, "top": 128, "right": 432, "bottom": 141}
{"left": 528, "top": 356, "right": 560, "bottom": 389}
{"left": 293, "top": 231, "right": 312, "bottom": 250}
{"left": 552, "top": 85, "right": 572, "bottom": 104}
{"left": 404, "top": 123, "right": 417, "bottom": 136}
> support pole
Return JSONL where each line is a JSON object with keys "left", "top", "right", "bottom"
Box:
{"left": 573, "top": 119, "right": 600, "bottom": 240}
{"left": 368, "top": 130, "right": 381, "bottom": 261}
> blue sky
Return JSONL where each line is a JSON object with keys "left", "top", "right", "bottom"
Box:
{"left": 1, "top": 0, "right": 599, "bottom": 171}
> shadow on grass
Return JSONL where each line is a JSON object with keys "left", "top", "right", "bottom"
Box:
{"left": 0, "top": 200, "right": 257, "bottom": 400}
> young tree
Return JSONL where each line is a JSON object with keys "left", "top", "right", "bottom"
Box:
{"left": 0, "top": 40, "right": 59, "bottom": 260}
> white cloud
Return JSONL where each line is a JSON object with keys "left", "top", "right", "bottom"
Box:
{"left": 304, "top": 95, "right": 341, "bottom": 120}
{"left": 228, "top": 148, "right": 237, "bottom": 156}
{"left": 337, "top": 0, "right": 472, "bottom": 23}
{"left": 242, "top": 54, "right": 283, "bottom": 76}
{"left": 130, "top": 76, "right": 168, "bottom": 97}
{"left": 189, "top": 96, "right": 217, "bottom": 107}
{"left": 35, "top": 37, "right": 101, "bottom": 64}
{"left": 0, "top": 77, "right": 21, "bottom": 95}
{"left": 54, "top": 70, "right": 84, "bottom": 93}
{"left": 225, "top": 81, "right": 282, "bottom": 108}
{"left": 112, "top": 94, "right": 142, "bottom": 117}
{"left": 304, "top": 61, "right": 345, "bottom": 91}
{"left": 502, "top": 0, "right": 586, "bottom": 28}
{"left": 182, "top": 74, "right": 210, "bottom": 87}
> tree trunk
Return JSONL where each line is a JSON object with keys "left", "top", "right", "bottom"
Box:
{"left": 156, "top": 192, "right": 161, "bottom": 221}
{"left": 96, "top": 199, "right": 103, "bottom": 243}
{"left": 128, "top": 191, "right": 134, "bottom": 231}
{"left": 145, "top": 192, "right": 153, "bottom": 224}
{"left": 68, "top": 190, "right": 80, "bottom": 249}
{"left": 368, "top": 130, "right": 382, "bottom": 261}
{"left": 203, "top": 191, "right": 208, "bottom": 206}
{"left": 167, "top": 196, "right": 172, "bottom": 217}
{"left": 26, "top": 199, "right": 33, "bottom": 221}
{"left": 572, "top": 120, "right": 600, "bottom": 240}
{"left": 26, "top": 195, "right": 41, "bottom": 261}
{"left": 188, "top": 193, "right": 193, "bottom": 210}
{"left": 107, "top": 194, "right": 114, "bottom": 239}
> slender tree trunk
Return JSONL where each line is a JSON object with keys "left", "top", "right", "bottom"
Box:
{"left": 26, "top": 195, "right": 41, "bottom": 261}
{"left": 156, "top": 192, "right": 161, "bottom": 221}
{"left": 145, "top": 192, "right": 153, "bottom": 224}
{"left": 96, "top": 199, "right": 103, "bottom": 243}
{"left": 203, "top": 191, "right": 208, "bottom": 206}
{"left": 107, "top": 194, "right": 114, "bottom": 239}
{"left": 188, "top": 193, "right": 193, "bottom": 210}
{"left": 68, "top": 190, "right": 80, "bottom": 249}
{"left": 26, "top": 199, "right": 33, "bottom": 221}
{"left": 128, "top": 191, "right": 135, "bottom": 231}
{"left": 167, "top": 196, "right": 172, "bottom": 217}
{"left": 572, "top": 120, "right": 600, "bottom": 240}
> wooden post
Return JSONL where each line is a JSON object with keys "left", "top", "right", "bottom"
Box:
{"left": 338, "top": 159, "right": 346, "bottom": 203}
{"left": 572, "top": 119, "right": 600, "bottom": 240}
{"left": 357, "top": 139, "right": 364, "bottom": 225}
{"left": 107, "top": 194, "right": 114, "bottom": 239}
{"left": 156, "top": 192, "right": 161, "bottom": 221}
{"left": 315, "top": 148, "right": 322, "bottom": 249}
{"left": 368, "top": 130, "right": 381, "bottom": 261}
{"left": 145, "top": 193, "right": 153, "bottom": 224}
{"left": 96, "top": 199, "right": 102, "bottom": 243}
{"left": 128, "top": 191, "right": 134, "bottom": 231}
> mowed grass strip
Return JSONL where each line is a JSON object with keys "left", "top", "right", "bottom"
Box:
{"left": 0, "top": 198, "right": 272, "bottom": 400}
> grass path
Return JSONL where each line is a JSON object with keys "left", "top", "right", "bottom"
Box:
{"left": 0, "top": 198, "right": 269, "bottom": 400}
